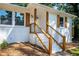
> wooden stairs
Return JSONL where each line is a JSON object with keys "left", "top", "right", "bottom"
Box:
{"left": 30, "top": 23, "right": 67, "bottom": 55}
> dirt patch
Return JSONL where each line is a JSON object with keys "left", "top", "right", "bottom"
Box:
{"left": 0, "top": 42, "right": 48, "bottom": 56}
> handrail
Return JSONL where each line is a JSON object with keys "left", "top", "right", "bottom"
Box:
{"left": 35, "top": 32, "right": 48, "bottom": 52}
{"left": 47, "top": 24, "right": 66, "bottom": 51}
{"left": 35, "top": 23, "right": 51, "bottom": 39}
{"left": 48, "top": 33, "right": 63, "bottom": 49}
{"left": 30, "top": 23, "right": 66, "bottom": 54}
{"left": 35, "top": 23, "right": 53, "bottom": 54}
{"left": 47, "top": 24, "right": 63, "bottom": 38}
{"left": 30, "top": 23, "right": 48, "bottom": 52}
{"left": 30, "top": 23, "right": 52, "bottom": 55}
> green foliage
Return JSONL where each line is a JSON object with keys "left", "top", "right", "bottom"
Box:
{"left": 0, "top": 40, "right": 8, "bottom": 49}
{"left": 41, "top": 3, "right": 79, "bottom": 17}
{"left": 74, "top": 17, "right": 79, "bottom": 38}
{"left": 68, "top": 47, "right": 79, "bottom": 56}
{"left": 11, "top": 3, "right": 28, "bottom": 7}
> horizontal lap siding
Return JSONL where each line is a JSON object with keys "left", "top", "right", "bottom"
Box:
{"left": 0, "top": 26, "right": 30, "bottom": 44}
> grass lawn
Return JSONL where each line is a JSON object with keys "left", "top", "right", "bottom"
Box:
{"left": 68, "top": 47, "right": 79, "bottom": 56}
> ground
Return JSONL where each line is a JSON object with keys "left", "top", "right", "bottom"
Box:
{"left": 66, "top": 42, "right": 79, "bottom": 56}
{"left": 0, "top": 42, "right": 48, "bottom": 56}
{"left": 67, "top": 47, "right": 79, "bottom": 56}
{"left": 0, "top": 42, "right": 78, "bottom": 56}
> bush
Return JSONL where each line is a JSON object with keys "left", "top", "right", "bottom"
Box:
{"left": 0, "top": 40, "right": 8, "bottom": 49}
{"left": 68, "top": 47, "right": 79, "bottom": 56}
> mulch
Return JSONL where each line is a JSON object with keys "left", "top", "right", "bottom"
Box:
{"left": 0, "top": 42, "right": 78, "bottom": 56}
{"left": 0, "top": 42, "right": 48, "bottom": 56}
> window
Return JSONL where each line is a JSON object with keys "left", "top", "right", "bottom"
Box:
{"left": 0, "top": 10, "right": 12, "bottom": 25}
{"left": 57, "top": 15, "right": 65, "bottom": 27}
{"left": 15, "top": 12, "right": 24, "bottom": 26}
{"left": 60, "top": 17, "right": 64, "bottom": 27}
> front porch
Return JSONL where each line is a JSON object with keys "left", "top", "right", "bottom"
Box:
{"left": 0, "top": 3, "right": 77, "bottom": 55}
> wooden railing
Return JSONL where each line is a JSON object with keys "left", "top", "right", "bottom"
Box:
{"left": 30, "top": 23, "right": 52, "bottom": 55}
{"left": 35, "top": 23, "right": 53, "bottom": 55}
{"left": 35, "top": 32, "right": 48, "bottom": 52}
{"left": 30, "top": 23, "right": 66, "bottom": 55}
{"left": 47, "top": 24, "right": 66, "bottom": 51}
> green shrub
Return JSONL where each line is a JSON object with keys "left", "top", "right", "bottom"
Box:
{"left": 67, "top": 47, "right": 79, "bottom": 56}
{"left": 0, "top": 40, "right": 8, "bottom": 49}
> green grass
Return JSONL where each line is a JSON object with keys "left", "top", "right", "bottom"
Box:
{"left": 68, "top": 47, "right": 79, "bottom": 56}
{"left": 0, "top": 40, "right": 8, "bottom": 49}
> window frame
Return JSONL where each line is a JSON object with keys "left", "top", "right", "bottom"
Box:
{"left": 15, "top": 12, "right": 24, "bottom": 26}
{"left": 0, "top": 9, "right": 25, "bottom": 27}
{"left": 0, "top": 9, "right": 13, "bottom": 26}
{"left": 60, "top": 16, "right": 65, "bottom": 28}
{"left": 57, "top": 15, "right": 67, "bottom": 28}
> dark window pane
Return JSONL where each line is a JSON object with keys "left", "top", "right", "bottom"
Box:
{"left": 0, "top": 10, "right": 12, "bottom": 25}
{"left": 60, "top": 17, "right": 64, "bottom": 27}
{"left": 15, "top": 12, "right": 24, "bottom": 26}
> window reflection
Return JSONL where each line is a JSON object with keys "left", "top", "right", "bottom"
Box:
{"left": 60, "top": 17, "right": 64, "bottom": 27}
{"left": 15, "top": 12, "right": 24, "bottom": 26}
{"left": 0, "top": 10, "right": 12, "bottom": 25}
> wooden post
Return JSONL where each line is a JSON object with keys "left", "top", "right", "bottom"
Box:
{"left": 49, "top": 37, "right": 52, "bottom": 55}
{"left": 57, "top": 15, "right": 60, "bottom": 28}
{"left": 34, "top": 8, "right": 37, "bottom": 33}
{"left": 46, "top": 11, "right": 49, "bottom": 33}
{"left": 26, "top": 13, "right": 30, "bottom": 26}
{"left": 63, "top": 36, "right": 66, "bottom": 51}
{"left": 65, "top": 17, "right": 67, "bottom": 28}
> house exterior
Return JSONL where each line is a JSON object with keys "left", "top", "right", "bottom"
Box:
{"left": 0, "top": 3, "right": 77, "bottom": 55}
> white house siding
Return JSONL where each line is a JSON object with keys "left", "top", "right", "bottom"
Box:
{"left": 39, "top": 12, "right": 46, "bottom": 32}
{"left": 29, "top": 33, "right": 49, "bottom": 49}
{"left": 58, "top": 17, "right": 72, "bottom": 43}
{"left": 0, "top": 25, "right": 11, "bottom": 44}
{"left": 29, "top": 12, "right": 49, "bottom": 49}
{"left": 7, "top": 26, "right": 30, "bottom": 43}
{"left": 48, "top": 13, "right": 62, "bottom": 53}
{"left": 48, "top": 13, "right": 72, "bottom": 43}
{"left": 66, "top": 17, "right": 72, "bottom": 43}
{"left": 48, "top": 13, "right": 72, "bottom": 53}
{"left": 30, "top": 16, "right": 41, "bottom": 33}
{"left": 0, "top": 25, "right": 29, "bottom": 44}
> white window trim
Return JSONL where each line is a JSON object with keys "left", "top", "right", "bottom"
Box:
{"left": 0, "top": 11, "right": 24, "bottom": 27}
{"left": 0, "top": 10, "right": 13, "bottom": 26}
{"left": 12, "top": 12, "right": 15, "bottom": 26}
{"left": 14, "top": 12, "right": 24, "bottom": 26}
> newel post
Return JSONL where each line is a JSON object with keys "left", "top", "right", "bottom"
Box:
{"left": 34, "top": 8, "right": 37, "bottom": 33}
{"left": 46, "top": 11, "right": 49, "bottom": 33}
{"left": 49, "top": 37, "right": 52, "bottom": 55}
{"left": 63, "top": 36, "right": 66, "bottom": 51}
